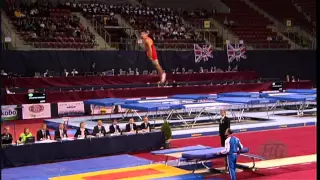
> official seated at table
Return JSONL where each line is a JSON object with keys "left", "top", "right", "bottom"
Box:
{"left": 93, "top": 120, "right": 107, "bottom": 136}
{"left": 18, "top": 128, "right": 33, "bottom": 143}
{"left": 74, "top": 122, "right": 90, "bottom": 138}
{"left": 125, "top": 118, "right": 137, "bottom": 133}
{"left": 54, "top": 123, "right": 68, "bottom": 140}
{"left": 140, "top": 116, "right": 151, "bottom": 132}
{"left": 109, "top": 119, "right": 121, "bottom": 134}
{"left": 36, "top": 124, "right": 51, "bottom": 141}
{"left": 1, "top": 127, "right": 13, "bottom": 145}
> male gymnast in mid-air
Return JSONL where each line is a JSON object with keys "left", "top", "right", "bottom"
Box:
{"left": 140, "top": 31, "right": 166, "bottom": 83}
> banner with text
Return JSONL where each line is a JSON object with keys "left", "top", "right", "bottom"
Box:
{"left": 1, "top": 105, "right": 18, "bottom": 121}
{"left": 58, "top": 101, "right": 85, "bottom": 116}
{"left": 22, "top": 103, "right": 51, "bottom": 119}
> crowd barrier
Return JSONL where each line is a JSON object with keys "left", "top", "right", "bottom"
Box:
{"left": 2, "top": 50, "right": 316, "bottom": 84}
{"left": 3, "top": 71, "right": 258, "bottom": 88}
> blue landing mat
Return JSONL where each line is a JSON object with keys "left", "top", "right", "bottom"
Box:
{"left": 152, "top": 174, "right": 204, "bottom": 180}
{"left": 2, "top": 154, "right": 151, "bottom": 180}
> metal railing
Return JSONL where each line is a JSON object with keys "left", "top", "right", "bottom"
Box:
{"left": 1, "top": 14, "right": 16, "bottom": 50}
{"left": 7, "top": 79, "right": 262, "bottom": 94}
{"left": 90, "top": 17, "right": 112, "bottom": 48}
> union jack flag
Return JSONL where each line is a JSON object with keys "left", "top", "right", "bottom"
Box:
{"left": 194, "top": 44, "right": 213, "bottom": 63}
{"left": 226, "top": 41, "right": 246, "bottom": 62}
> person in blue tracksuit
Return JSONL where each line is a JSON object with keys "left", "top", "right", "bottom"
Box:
{"left": 218, "top": 128, "right": 243, "bottom": 180}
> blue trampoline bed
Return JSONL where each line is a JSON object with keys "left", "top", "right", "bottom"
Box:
{"left": 285, "top": 89, "right": 316, "bottom": 95}
{"left": 215, "top": 96, "right": 278, "bottom": 120}
{"left": 266, "top": 93, "right": 317, "bottom": 115}
{"left": 152, "top": 145, "right": 265, "bottom": 173}
{"left": 170, "top": 94, "right": 217, "bottom": 101}
{"left": 84, "top": 98, "right": 140, "bottom": 119}
{"left": 120, "top": 103, "right": 189, "bottom": 125}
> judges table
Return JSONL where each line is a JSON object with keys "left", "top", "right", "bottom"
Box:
{"left": 1, "top": 131, "right": 164, "bottom": 168}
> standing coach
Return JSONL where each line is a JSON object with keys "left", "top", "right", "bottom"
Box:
{"left": 218, "top": 109, "right": 230, "bottom": 171}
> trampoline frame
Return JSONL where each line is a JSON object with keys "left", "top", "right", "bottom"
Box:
{"left": 179, "top": 153, "right": 266, "bottom": 174}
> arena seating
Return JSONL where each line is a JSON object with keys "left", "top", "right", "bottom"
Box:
{"left": 213, "top": 0, "right": 290, "bottom": 49}
{"left": 61, "top": 2, "right": 205, "bottom": 49}
{"left": 4, "top": 0, "right": 314, "bottom": 50}
{"left": 118, "top": 5, "right": 205, "bottom": 49}
{"left": 251, "top": 0, "right": 314, "bottom": 34}
{"left": 6, "top": 3, "right": 97, "bottom": 49}
{"left": 292, "top": 0, "right": 316, "bottom": 32}
{"left": 62, "top": 3, "right": 133, "bottom": 48}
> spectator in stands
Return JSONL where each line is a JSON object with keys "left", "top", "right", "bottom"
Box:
{"left": 54, "top": 123, "right": 68, "bottom": 140}
{"left": 129, "top": 17, "right": 135, "bottom": 25}
{"left": 199, "top": 67, "right": 204, "bottom": 73}
{"left": 181, "top": 68, "right": 186, "bottom": 74}
{"left": 125, "top": 118, "right": 137, "bottom": 133}
{"left": 175, "top": 67, "right": 180, "bottom": 74}
{"left": 91, "top": 62, "right": 96, "bottom": 72}
{"left": 14, "top": 8, "right": 22, "bottom": 18}
{"left": 63, "top": 69, "right": 69, "bottom": 77}
{"left": 109, "top": 119, "right": 121, "bottom": 134}
{"left": 232, "top": 65, "right": 238, "bottom": 72}
{"left": 135, "top": 68, "right": 139, "bottom": 75}
{"left": 223, "top": 17, "right": 229, "bottom": 27}
{"left": 36, "top": 123, "right": 51, "bottom": 141}
{"left": 1, "top": 127, "right": 13, "bottom": 145}
{"left": 286, "top": 75, "right": 290, "bottom": 82}
{"left": 140, "top": 116, "right": 151, "bottom": 132}
{"left": 5, "top": 86, "right": 15, "bottom": 94}
{"left": 44, "top": 69, "right": 49, "bottom": 77}
{"left": 93, "top": 120, "right": 107, "bottom": 137}
{"left": 29, "top": 8, "right": 39, "bottom": 16}
{"left": 212, "top": 6, "right": 216, "bottom": 14}
{"left": 291, "top": 76, "right": 296, "bottom": 82}
{"left": 1, "top": 70, "right": 8, "bottom": 76}
{"left": 18, "top": 128, "right": 33, "bottom": 144}
{"left": 74, "top": 122, "right": 90, "bottom": 138}
{"left": 229, "top": 20, "right": 235, "bottom": 27}
{"left": 119, "top": 69, "right": 124, "bottom": 75}
{"left": 267, "top": 36, "right": 272, "bottom": 42}
{"left": 71, "top": 69, "right": 78, "bottom": 76}
{"left": 31, "top": 32, "right": 37, "bottom": 39}
{"left": 8, "top": 2, "right": 96, "bottom": 49}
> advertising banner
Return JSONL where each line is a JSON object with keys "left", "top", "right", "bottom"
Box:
{"left": 1, "top": 105, "right": 18, "bottom": 121}
{"left": 58, "top": 101, "right": 85, "bottom": 116}
{"left": 22, "top": 103, "right": 51, "bottom": 119}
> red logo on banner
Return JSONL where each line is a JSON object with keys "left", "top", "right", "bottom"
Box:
{"left": 29, "top": 105, "right": 44, "bottom": 113}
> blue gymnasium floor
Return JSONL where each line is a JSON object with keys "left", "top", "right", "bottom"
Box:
{"left": 2, "top": 155, "right": 151, "bottom": 180}
{"left": 2, "top": 155, "right": 203, "bottom": 180}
